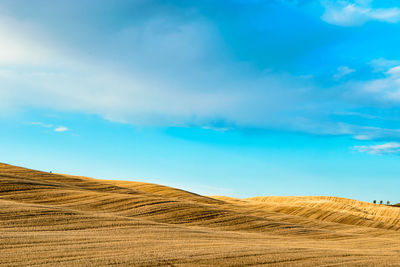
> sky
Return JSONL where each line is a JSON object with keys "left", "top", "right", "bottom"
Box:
{"left": 1, "top": 0, "right": 400, "bottom": 203}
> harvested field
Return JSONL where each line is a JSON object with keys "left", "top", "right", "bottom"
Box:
{"left": 1, "top": 162, "right": 400, "bottom": 266}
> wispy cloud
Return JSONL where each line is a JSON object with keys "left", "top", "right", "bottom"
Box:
{"left": 54, "top": 126, "right": 69, "bottom": 132}
{"left": 321, "top": 0, "right": 400, "bottom": 26}
{"left": 30, "top": 122, "right": 70, "bottom": 133}
{"left": 334, "top": 66, "right": 355, "bottom": 79}
{"left": 349, "top": 125, "right": 400, "bottom": 141}
{"left": 369, "top": 58, "right": 400, "bottom": 72}
{"left": 352, "top": 63, "right": 400, "bottom": 103}
{"left": 354, "top": 142, "right": 400, "bottom": 155}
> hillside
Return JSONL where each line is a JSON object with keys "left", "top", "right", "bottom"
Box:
{"left": 1, "top": 163, "right": 400, "bottom": 266}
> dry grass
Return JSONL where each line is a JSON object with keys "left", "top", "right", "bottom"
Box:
{"left": 1, "top": 163, "right": 400, "bottom": 266}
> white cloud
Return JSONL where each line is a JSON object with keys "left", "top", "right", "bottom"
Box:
{"left": 321, "top": 0, "right": 400, "bottom": 26}
{"left": 54, "top": 126, "right": 69, "bottom": 132}
{"left": 354, "top": 142, "right": 400, "bottom": 154}
{"left": 386, "top": 66, "right": 400, "bottom": 76}
{"left": 349, "top": 62, "right": 400, "bottom": 103}
{"left": 0, "top": 13, "right": 320, "bottom": 131}
{"left": 369, "top": 58, "right": 400, "bottom": 72}
{"left": 334, "top": 66, "right": 356, "bottom": 79}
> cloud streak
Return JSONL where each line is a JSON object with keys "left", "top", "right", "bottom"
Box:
{"left": 354, "top": 142, "right": 400, "bottom": 155}
{"left": 321, "top": 0, "right": 400, "bottom": 26}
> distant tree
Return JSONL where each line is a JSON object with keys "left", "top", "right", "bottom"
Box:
{"left": 373, "top": 200, "right": 376, "bottom": 204}
{"left": 380, "top": 200, "right": 383, "bottom": 204}
{"left": 387, "top": 201, "right": 390, "bottom": 205}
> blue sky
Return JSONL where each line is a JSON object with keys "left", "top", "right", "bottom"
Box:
{"left": 1, "top": 0, "right": 400, "bottom": 202}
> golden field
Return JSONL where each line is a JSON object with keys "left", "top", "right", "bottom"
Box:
{"left": 1, "top": 162, "right": 400, "bottom": 266}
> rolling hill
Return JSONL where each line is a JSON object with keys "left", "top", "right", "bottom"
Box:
{"left": 1, "top": 162, "right": 400, "bottom": 266}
